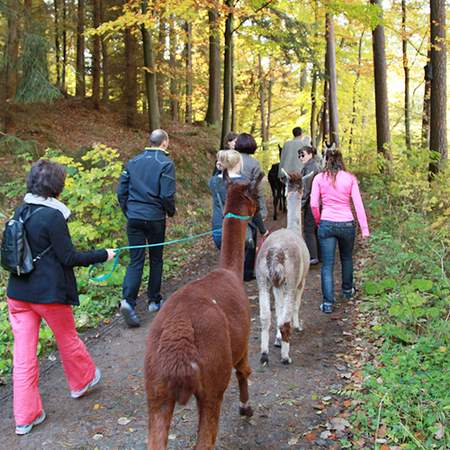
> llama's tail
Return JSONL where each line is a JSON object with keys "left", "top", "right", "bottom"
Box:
{"left": 266, "top": 247, "right": 286, "bottom": 288}
{"left": 158, "top": 317, "right": 202, "bottom": 405}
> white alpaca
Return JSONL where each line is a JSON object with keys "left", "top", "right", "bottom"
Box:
{"left": 255, "top": 172, "right": 310, "bottom": 364}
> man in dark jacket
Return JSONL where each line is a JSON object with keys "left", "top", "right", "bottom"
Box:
{"left": 117, "top": 129, "right": 176, "bottom": 328}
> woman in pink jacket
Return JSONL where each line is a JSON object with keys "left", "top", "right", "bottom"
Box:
{"left": 310, "top": 148, "right": 369, "bottom": 313}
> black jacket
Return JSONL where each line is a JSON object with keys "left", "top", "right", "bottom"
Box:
{"left": 7, "top": 204, "right": 107, "bottom": 306}
{"left": 117, "top": 148, "right": 176, "bottom": 220}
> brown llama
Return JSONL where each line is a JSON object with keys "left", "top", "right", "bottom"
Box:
{"left": 144, "top": 175, "right": 261, "bottom": 450}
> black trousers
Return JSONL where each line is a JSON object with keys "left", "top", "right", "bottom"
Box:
{"left": 122, "top": 218, "right": 166, "bottom": 307}
{"left": 304, "top": 205, "right": 319, "bottom": 260}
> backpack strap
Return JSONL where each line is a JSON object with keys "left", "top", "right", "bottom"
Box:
{"left": 19, "top": 205, "right": 52, "bottom": 261}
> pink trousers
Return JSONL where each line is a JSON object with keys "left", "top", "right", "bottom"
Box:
{"left": 7, "top": 298, "right": 96, "bottom": 426}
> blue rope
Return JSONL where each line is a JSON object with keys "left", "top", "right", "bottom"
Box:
{"left": 89, "top": 212, "right": 252, "bottom": 282}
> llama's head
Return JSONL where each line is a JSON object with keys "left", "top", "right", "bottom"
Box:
{"left": 223, "top": 172, "right": 262, "bottom": 218}
{"left": 286, "top": 172, "right": 303, "bottom": 197}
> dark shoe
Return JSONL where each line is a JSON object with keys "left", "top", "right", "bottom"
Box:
{"left": 342, "top": 287, "right": 356, "bottom": 301}
{"left": 120, "top": 300, "right": 140, "bottom": 328}
{"left": 310, "top": 258, "right": 320, "bottom": 265}
{"left": 320, "top": 302, "right": 333, "bottom": 314}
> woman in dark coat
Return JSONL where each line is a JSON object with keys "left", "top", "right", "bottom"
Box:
{"left": 299, "top": 146, "right": 321, "bottom": 264}
{"left": 6, "top": 160, "right": 115, "bottom": 435}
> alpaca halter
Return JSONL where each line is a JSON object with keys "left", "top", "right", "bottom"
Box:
{"left": 224, "top": 212, "right": 252, "bottom": 220}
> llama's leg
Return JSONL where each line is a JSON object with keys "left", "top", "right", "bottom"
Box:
{"left": 195, "top": 396, "right": 224, "bottom": 450}
{"left": 293, "top": 278, "right": 306, "bottom": 332}
{"left": 259, "top": 286, "right": 271, "bottom": 364}
{"left": 235, "top": 354, "right": 253, "bottom": 417}
{"left": 273, "top": 286, "right": 284, "bottom": 348}
{"left": 279, "top": 288, "right": 296, "bottom": 364}
{"left": 148, "top": 397, "right": 175, "bottom": 450}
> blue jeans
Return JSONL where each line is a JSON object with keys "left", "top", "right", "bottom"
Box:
{"left": 318, "top": 220, "right": 355, "bottom": 304}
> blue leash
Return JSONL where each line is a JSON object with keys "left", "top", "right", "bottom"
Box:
{"left": 89, "top": 212, "right": 252, "bottom": 282}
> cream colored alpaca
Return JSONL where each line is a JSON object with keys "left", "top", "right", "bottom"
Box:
{"left": 255, "top": 173, "right": 310, "bottom": 364}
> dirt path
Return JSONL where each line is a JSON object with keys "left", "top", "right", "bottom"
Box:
{"left": 0, "top": 216, "right": 355, "bottom": 449}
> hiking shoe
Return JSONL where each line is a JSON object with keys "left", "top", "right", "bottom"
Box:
{"left": 15, "top": 411, "right": 46, "bottom": 435}
{"left": 342, "top": 287, "right": 356, "bottom": 301}
{"left": 71, "top": 368, "right": 101, "bottom": 399}
{"left": 310, "top": 258, "right": 320, "bottom": 265}
{"left": 148, "top": 302, "right": 161, "bottom": 313}
{"left": 120, "top": 300, "right": 141, "bottom": 327}
{"left": 320, "top": 302, "right": 333, "bottom": 314}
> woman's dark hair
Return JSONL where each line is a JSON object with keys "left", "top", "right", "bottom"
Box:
{"left": 27, "top": 159, "right": 66, "bottom": 198}
{"left": 323, "top": 148, "right": 346, "bottom": 184}
{"left": 235, "top": 133, "right": 257, "bottom": 155}
{"left": 224, "top": 132, "right": 238, "bottom": 149}
{"left": 299, "top": 146, "right": 317, "bottom": 157}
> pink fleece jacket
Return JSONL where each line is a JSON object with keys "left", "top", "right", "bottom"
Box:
{"left": 310, "top": 171, "right": 370, "bottom": 237}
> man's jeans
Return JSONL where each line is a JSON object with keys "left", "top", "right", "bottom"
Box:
{"left": 317, "top": 220, "right": 355, "bottom": 304}
{"left": 122, "top": 218, "right": 165, "bottom": 307}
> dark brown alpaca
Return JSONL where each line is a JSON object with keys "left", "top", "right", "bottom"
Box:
{"left": 144, "top": 176, "right": 261, "bottom": 450}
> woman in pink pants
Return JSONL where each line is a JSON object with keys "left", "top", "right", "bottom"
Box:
{"left": 6, "top": 160, "right": 115, "bottom": 435}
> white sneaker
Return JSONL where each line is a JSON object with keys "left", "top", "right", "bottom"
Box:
{"left": 148, "top": 302, "right": 161, "bottom": 313}
{"left": 15, "top": 410, "right": 46, "bottom": 435}
{"left": 70, "top": 368, "right": 101, "bottom": 399}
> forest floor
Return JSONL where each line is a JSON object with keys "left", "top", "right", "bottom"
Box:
{"left": 0, "top": 211, "right": 361, "bottom": 450}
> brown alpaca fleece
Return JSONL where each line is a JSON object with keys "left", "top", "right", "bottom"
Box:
{"left": 145, "top": 177, "right": 261, "bottom": 450}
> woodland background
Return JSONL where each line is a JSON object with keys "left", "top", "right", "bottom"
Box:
{"left": 0, "top": 0, "right": 449, "bottom": 448}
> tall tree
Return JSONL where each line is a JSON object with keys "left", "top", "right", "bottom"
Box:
{"left": 157, "top": 14, "right": 167, "bottom": 111}
{"left": 124, "top": 27, "right": 137, "bottom": 127}
{"left": 370, "top": 0, "right": 392, "bottom": 162}
{"left": 429, "top": 0, "right": 447, "bottom": 175}
{"left": 100, "top": 0, "right": 109, "bottom": 101}
{"left": 325, "top": 13, "right": 339, "bottom": 146}
{"left": 221, "top": 0, "right": 233, "bottom": 147}
{"left": 2, "top": 0, "right": 19, "bottom": 132}
{"left": 258, "top": 54, "right": 266, "bottom": 147}
{"left": 184, "top": 21, "right": 193, "bottom": 124}
{"left": 310, "top": 69, "right": 318, "bottom": 147}
{"left": 92, "top": 0, "right": 101, "bottom": 109}
{"left": 349, "top": 31, "right": 364, "bottom": 152}
{"left": 205, "top": 10, "right": 221, "bottom": 126}
{"left": 62, "top": 0, "right": 67, "bottom": 91}
{"left": 141, "top": 0, "right": 160, "bottom": 130}
{"left": 401, "top": 0, "right": 411, "bottom": 150}
{"left": 169, "top": 15, "right": 179, "bottom": 121}
{"left": 76, "top": 0, "right": 86, "bottom": 97}
{"left": 422, "top": 49, "right": 432, "bottom": 148}
{"left": 54, "top": 0, "right": 61, "bottom": 88}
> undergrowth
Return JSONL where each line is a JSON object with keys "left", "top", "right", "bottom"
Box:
{"left": 348, "top": 149, "right": 449, "bottom": 449}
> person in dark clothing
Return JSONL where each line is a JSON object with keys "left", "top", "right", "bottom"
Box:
{"left": 117, "top": 129, "right": 176, "bottom": 327}
{"left": 6, "top": 160, "right": 115, "bottom": 435}
{"left": 209, "top": 149, "right": 267, "bottom": 280}
{"left": 299, "top": 146, "right": 320, "bottom": 264}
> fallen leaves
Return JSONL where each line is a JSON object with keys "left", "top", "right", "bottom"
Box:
{"left": 117, "top": 417, "right": 132, "bottom": 425}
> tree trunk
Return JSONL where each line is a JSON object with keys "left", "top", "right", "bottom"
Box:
{"left": 231, "top": 38, "right": 236, "bottom": 132}
{"left": 429, "top": 0, "right": 447, "bottom": 175}
{"left": 205, "top": 10, "right": 221, "bottom": 125}
{"left": 124, "top": 27, "right": 137, "bottom": 127}
{"left": 157, "top": 14, "right": 166, "bottom": 112}
{"left": 62, "top": 0, "right": 67, "bottom": 91}
{"left": 370, "top": 0, "right": 392, "bottom": 162}
{"left": 141, "top": 0, "right": 160, "bottom": 130}
{"left": 92, "top": 0, "right": 101, "bottom": 109}
{"left": 100, "top": 0, "right": 109, "bottom": 102}
{"left": 310, "top": 68, "right": 318, "bottom": 147}
{"left": 325, "top": 14, "right": 339, "bottom": 146}
{"left": 76, "top": 0, "right": 85, "bottom": 97}
{"left": 321, "top": 79, "right": 330, "bottom": 145}
{"left": 221, "top": 0, "right": 233, "bottom": 148}
{"left": 401, "top": 0, "right": 411, "bottom": 151}
{"left": 169, "top": 16, "right": 179, "bottom": 121}
{"left": 266, "top": 71, "right": 273, "bottom": 144}
{"left": 349, "top": 31, "right": 364, "bottom": 152}
{"left": 258, "top": 54, "right": 266, "bottom": 148}
{"left": 54, "top": 0, "right": 61, "bottom": 88}
{"left": 421, "top": 49, "right": 432, "bottom": 148}
{"left": 184, "top": 21, "right": 193, "bottom": 123}
{"left": 2, "top": 0, "right": 19, "bottom": 132}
